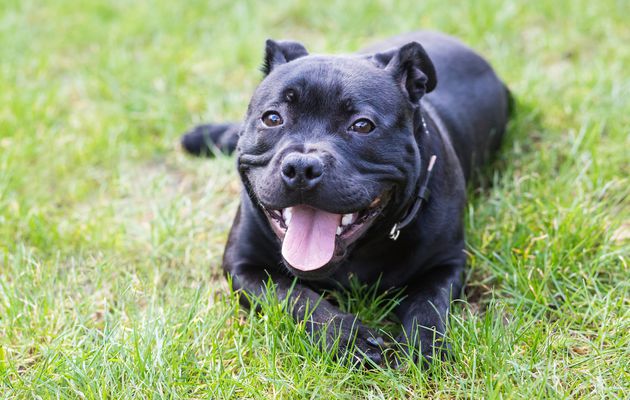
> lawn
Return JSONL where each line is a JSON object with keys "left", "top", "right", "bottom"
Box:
{"left": 0, "top": 0, "right": 628, "bottom": 398}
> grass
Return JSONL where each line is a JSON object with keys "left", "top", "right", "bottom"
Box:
{"left": 0, "top": 0, "right": 628, "bottom": 398}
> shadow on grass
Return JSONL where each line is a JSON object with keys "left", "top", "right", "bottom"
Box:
{"left": 463, "top": 96, "right": 546, "bottom": 312}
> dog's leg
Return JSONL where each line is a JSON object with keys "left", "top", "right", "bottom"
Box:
{"left": 180, "top": 122, "right": 240, "bottom": 156}
{"left": 394, "top": 262, "right": 465, "bottom": 365}
{"left": 228, "top": 264, "right": 385, "bottom": 366}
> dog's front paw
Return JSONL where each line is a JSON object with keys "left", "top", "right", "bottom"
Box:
{"left": 319, "top": 314, "right": 385, "bottom": 367}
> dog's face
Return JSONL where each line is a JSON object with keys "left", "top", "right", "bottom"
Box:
{"left": 237, "top": 40, "right": 437, "bottom": 278}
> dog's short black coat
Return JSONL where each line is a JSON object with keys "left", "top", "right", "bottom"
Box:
{"left": 181, "top": 31, "right": 511, "bottom": 366}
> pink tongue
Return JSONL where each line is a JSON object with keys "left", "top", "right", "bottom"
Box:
{"left": 281, "top": 205, "right": 341, "bottom": 271}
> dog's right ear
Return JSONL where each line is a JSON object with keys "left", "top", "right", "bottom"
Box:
{"left": 262, "top": 39, "right": 309, "bottom": 75}
{"left": 371, "top": 42, "right": 437, "bottom": 103}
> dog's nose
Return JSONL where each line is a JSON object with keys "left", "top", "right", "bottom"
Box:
{"left": 280, "top": 153, "right": 324, "bottom": 190}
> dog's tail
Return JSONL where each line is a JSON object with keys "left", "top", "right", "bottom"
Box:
{"left": 180, "top": 122, "right": 240, "bottom": 157}
{"left": 505, "top": 84, "right": 515, "bottom": 118}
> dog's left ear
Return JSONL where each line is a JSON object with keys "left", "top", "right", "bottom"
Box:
{"left": 373, "top": 42, "right": 437, "bottom": 103}
{"left": 262, "top": 39, "right": 309, "bottom": 75}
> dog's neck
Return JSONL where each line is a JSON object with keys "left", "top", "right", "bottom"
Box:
{"left": 388, "top": 107, "right": 438, "bottom": 240}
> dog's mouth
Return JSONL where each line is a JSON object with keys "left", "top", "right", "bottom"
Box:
{"left": 262, "top": 194, "right": 389, "bottom": 273}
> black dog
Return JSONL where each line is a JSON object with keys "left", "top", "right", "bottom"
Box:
{"left": 181, "top": 32, "right": 511, "bottom": 365}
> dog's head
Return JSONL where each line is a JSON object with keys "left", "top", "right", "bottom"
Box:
{"left": 237, "top": 39, "right": 436, "bottom": 279}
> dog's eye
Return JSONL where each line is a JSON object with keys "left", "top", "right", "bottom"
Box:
{"left": 262, "top": 111, "right": 284, "bottom": 127}
{"left": 349, "top": 119, "right": 375, "bottom": 134}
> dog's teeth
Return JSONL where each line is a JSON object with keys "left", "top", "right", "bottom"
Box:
{"left": 336, "top": 226, "right": 343, "bottom": 235}
{"left": 341, "top": 213, "right": 355, "bottom": 226}
{"left": 282, "top": 208, "right": 292, "bottom": 224}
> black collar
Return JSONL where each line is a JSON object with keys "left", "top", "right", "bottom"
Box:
{"left": 389, "top": 113, "right": 437, "bottom": 240}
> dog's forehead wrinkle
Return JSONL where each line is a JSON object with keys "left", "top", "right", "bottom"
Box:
{"left": 338, "top": 78, "right": 404, "bottom": 114}
{"left": 303, "top": 141, "right": 338, "bottom": 157}
{"left": 267, "top": 55, "right": 401, "bottom": 111}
